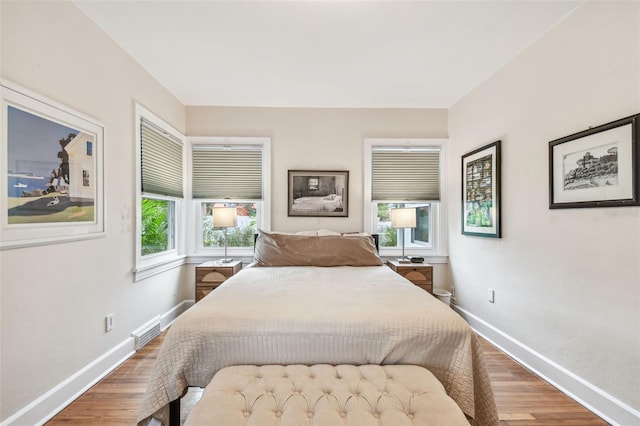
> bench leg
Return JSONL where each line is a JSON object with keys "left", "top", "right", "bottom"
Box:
{"left": 169, "top": 398, "right": 180, "bottom": 426}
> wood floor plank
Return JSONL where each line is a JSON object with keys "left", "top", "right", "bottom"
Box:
{"left": 480, "top": 337, "right": 609, "bottom": 426}
{"left": 46, "top": 331, "right": 610, "bottom": 425}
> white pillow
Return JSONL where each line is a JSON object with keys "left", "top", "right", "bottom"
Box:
{"left": 317, "top": 229, "right": 342, "bottom": 236}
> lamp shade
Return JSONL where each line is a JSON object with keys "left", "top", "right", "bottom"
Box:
{"left": 212, "top": 206, "right": 237, "bottom": 228}
{"left": 391, "top": 207, "right": 416, "bottom": 228}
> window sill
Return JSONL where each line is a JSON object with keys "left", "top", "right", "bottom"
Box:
{"left": 189, "top": 248, "right": 255, "bottom": 263}
{"left": 379, "top": 253, "right": 449, "bottom": 264}
{"left": 134, "top": 254, "right": 187, "bottom": 281}
{"left": 187, "top": 255, "right": 254, "bottom": 265}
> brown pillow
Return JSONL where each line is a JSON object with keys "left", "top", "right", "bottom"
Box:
{"left": 253, "top": 230, "right": 383, "bottom": 267}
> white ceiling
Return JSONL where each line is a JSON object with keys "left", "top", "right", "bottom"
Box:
{"left": 74, "top": 0, "right": 581, "bottom": 108}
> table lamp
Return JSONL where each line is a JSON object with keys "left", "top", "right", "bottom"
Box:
{"left": 212, "top": 206, "right": 237, "bottom": 263}
{"left": 391, "top": 207, "right": 416, "bottom": 262}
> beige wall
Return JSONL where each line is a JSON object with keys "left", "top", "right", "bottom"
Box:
{"left": 448, "top": 1, "right": 639, "bottom": 421}
{"left": 187, "top": 107, "right": 451, "bottom": 295}
{"left": 187, "top": 106, "right": 447, "bottom": 232}
{"left": 0, "top": 1, "right": 188, "bottom": 422}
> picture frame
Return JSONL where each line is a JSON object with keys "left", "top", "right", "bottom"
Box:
{"left": 288, "top": 170, "right": 348, "bottom": 217}
{"left": 1, "top": 81, "right": 105, "bottom": 250}
{"left": 549, "top": 114, "right": 639, "bottom": 209}
{"left": 462, "top": 140, "right": 501, "bottom": 238}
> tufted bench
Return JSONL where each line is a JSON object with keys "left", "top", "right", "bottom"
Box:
{"left": 184, "top": 364, "right": 469, "bottom": 425}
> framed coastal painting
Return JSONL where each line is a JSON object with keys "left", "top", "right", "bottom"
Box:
{"left": 288, "top": 170, "right": 348, "bottom": 217}
{"left": 0, "top": 81, "right": 105, "bottom": 249}
{"left": 462, "top": 140, "right": 501, "bottom": 238}
{"left": 549, "top": 114, "right": 639, "bottom": 209}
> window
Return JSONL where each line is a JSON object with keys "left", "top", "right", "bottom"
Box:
{"left": 189, "top": 137, "right": 270, "bottom": 257}
{"left": 86, "top": 141, "right": 92, "bottom": 156}
{"left": 376, "top": 202, "right": 431, "bottom": 248}
{"left": 200, "top": 202, "right": 257, "bottom": 248}
{"left": 364, "top": 139, "right": 447, "bottom": 260}
{"left": 307, "top": 177, "right": 319, "bottom": 190}
{"left": 413, "top": 204, "right": 430, "bottom": 244}
{"left": 141, "top": 197, "right": 175, "bottom": 254}
{"left": 135, "top": 104, "right": 186, "bottom": 280}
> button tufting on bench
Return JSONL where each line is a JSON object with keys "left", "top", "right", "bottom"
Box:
{"left": 184, "top": 364, "right": 470, "bottom": 426}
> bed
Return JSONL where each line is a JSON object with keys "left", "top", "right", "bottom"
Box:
{"left": 137, "top": 231, "right": 498, "bottom": 426}
{"left": 291, "top": 194, "right": 343, "bottom": 212}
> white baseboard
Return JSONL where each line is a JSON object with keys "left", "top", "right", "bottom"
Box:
{"left": 453, "top": 305, "right": 640, "bottom": 426}
{"left": 0, "top": 338, "right": 135, "bottom": 426}
{"left": 1, "top": 300, "right": 192, "bottom": 426}
{"left": 160, "top": 299, "right": 193, "bottom": 330}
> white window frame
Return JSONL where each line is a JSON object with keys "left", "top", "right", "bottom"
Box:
{"left": 134, "top": 104, "right": 187, "bottom": 281}
{"left": 364, "top": 138, "right": 448, "bottom": 262}
{"left": 187, "top": 137, "right": 271, "bottom": 260}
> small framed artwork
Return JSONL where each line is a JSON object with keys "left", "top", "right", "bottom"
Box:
{"left": 1, "top": 81, "right": 105, "bottom": 249}
{"left": 462, "top": 140, "right": 501, "bottom": 237}
{"left": 549, "top": 114, "right": 639, "bottom": 209}
{"left": 288, "top": 170, "right": 348, "bottom": 217}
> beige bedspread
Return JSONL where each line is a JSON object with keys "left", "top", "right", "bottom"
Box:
{"left": 138, "top": 266, "right": 498, "bottom": 426}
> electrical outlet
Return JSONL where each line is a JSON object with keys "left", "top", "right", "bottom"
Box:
{"left": 105, "top": 314, "right": 114, "bottom": 332}
{"left": 488, "top": 289, "right": 495, "bottom": 303}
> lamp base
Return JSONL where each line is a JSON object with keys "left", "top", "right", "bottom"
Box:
{"left": 220, "top": 257, "right": 234, "bottom": 263}
{"left": 396, "top": 258, "right": 411, "bottom": 264}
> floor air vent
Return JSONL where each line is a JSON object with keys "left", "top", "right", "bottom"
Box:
{"left": 132, "top": 316, "right": 161, "bottom": 350}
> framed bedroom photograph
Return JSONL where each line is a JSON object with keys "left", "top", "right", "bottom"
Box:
{"left": 288, "top": 170, "right": 348, "bottom": 217}
{"left": 1, "top": 81, "right": 105, "bottom": 250}
{"left": 462, "top": 140, "right": 501, "bottom": 238}
{"left": 549, "top": 114, "right": 639, "bottom": 209}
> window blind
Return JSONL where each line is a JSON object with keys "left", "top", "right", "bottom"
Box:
{"left": 192, "top": 146, "right": 263, "bottom": 199}
{"left": 140, "top": 118, "right": 183, "bottom": 198}
{"left": 372, "top": 148, "right": 440, "bottom": 201}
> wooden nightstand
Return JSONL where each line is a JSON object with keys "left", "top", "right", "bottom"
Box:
{"left": 387, "top": 260, "right": 433, "bottom": 294}
{"left": 195, "top": 260, "right": 243, "bottom": 302}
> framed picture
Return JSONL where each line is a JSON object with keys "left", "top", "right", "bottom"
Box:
{"left": 1, "top": 81, "right": 105, "bottom": 249}
{"left": 462, "top": 140, "right": 501, "bottom": 237}
{"left": 549, "top": 114, "right": 639, "bottom": 209}
{"left": 288, "top": 170, "right": 348, "bottom": 217}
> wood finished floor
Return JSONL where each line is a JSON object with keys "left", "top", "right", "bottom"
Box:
{"left": 47, "top": 331, "right": 609, "bottom": 426}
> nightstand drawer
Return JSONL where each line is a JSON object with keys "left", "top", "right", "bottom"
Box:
{"left": 414, "top": 283, "right": 433, "bottom": 293}
{"left": 398, "top": 269, "right": 432, "bottom": 282}
{"left": 195, "top": 260, "right": 242, "bottom": 302}
{"left": 196, "top": 285, "right": 220, "bottom": 301}
{"left": 386, "top": 260, "right": 434, "bottom": 295}
{"left": 196, "top": 268, "right": 234, "bottom": 283}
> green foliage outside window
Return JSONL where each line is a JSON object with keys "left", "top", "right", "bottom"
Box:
{"left": 141, "top": 198, "right": 171, "bottom": 255}
{"left": 381, "top": 225, "right": 398, "bottom": 247}
{"left": 377, "top": 203, "right": 397, "bottom": 247}
{"left": 202, "top": 220, "right": 256, "bottom": 247}
{"left": 377, "top": 203, "right": 391, "bottom": 222}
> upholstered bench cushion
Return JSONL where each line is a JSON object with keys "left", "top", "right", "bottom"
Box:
{"left": 184, "top": 364, "right": 469, "bottom": 426}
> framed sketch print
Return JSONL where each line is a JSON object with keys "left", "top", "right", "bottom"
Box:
{"left": 549, "top": 114, "right": 639, "bottom": 209}
{"left": 1, "top": 81, "right": 105, "bottom": 249}
{"left": 462, "top": 140, "right": 501, "bottom": 237}
{"left": 288, "top": 170, "right": 348, "bottom": 217}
